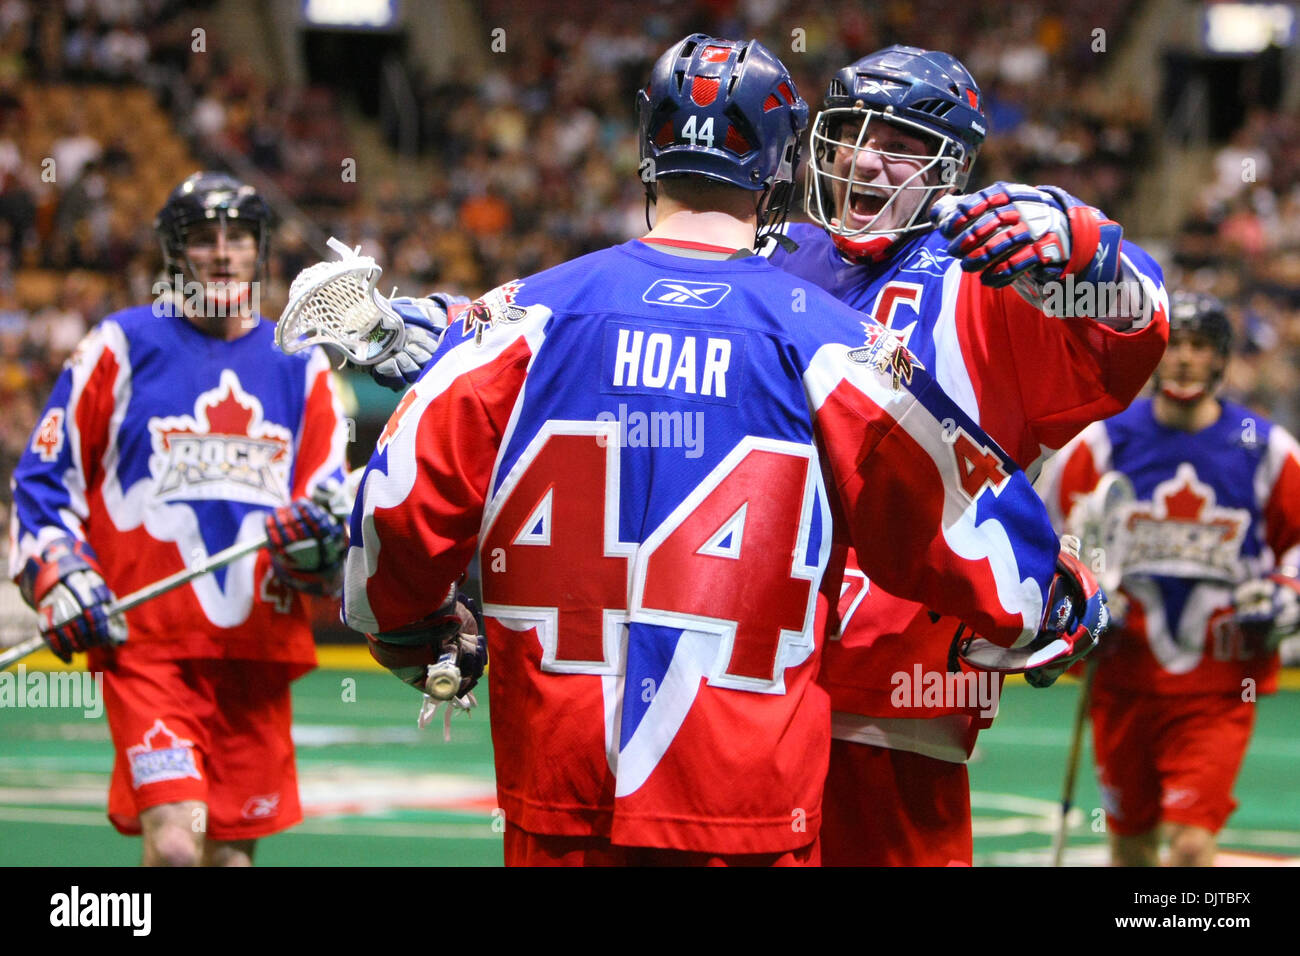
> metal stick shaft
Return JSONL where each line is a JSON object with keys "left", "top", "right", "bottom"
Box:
{"left": 1051, "top": 659, "right": 1097, "bottom": 866}
{"left": 0, "top": 533, "right": 268, "bottom": 671}
{"left": 2, "top": 466, "right": 362, "bottom": 671}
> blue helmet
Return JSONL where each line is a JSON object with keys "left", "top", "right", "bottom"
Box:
{"left": 806, "top": 46, "right": 987, "bottom": 261}
{"left": 637, "top": 34, "right": 809, "bottom": 232}
{"left": 155, "top": 171, "right": 272, "bottom": 280}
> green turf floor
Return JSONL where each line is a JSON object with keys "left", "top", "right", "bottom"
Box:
{"left": 1, "top": 669, "right": 1295, "bottom": 866}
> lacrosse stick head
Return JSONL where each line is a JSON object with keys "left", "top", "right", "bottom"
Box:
{"left": 276, "top": 237, "right": 406, "bottom": 365}
{"left": 1066, "top": 470, "right": 1135, "bottom": 593}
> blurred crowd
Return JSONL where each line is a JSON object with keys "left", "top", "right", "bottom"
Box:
{"left": 1171, "top": 106, "right": 1300, "bottom": 429}
{"left": 1, "top": 0, "right": 1298, "bottom": 525}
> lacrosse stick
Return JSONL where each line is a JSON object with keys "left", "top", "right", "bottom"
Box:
{"left": 1049, "top": 470, "right": 1134, "bottom": 865}
{"left": 1050, "top": 657, "right": 1096, "bottom": 866}
{"left": 1065, "top": 470, "right": 1135, "bottom": 594}
{"left": 276, "top": 237, "right": 407, "bottom": 366}
{"left": 1, "top": 470, "right": 364, "bottom": 670}
{"left": 418, "top": 640, "right": 477, "bottom": 741}
{"left": 276, "top": 249, "right": 473, "bottom": 714}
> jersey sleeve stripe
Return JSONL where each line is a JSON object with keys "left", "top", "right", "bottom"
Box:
{"left": 805, "top": 343, "right": 1051, "bottom": 646}
{"left": 8, "top": 321, "right": 131, "bottom": 577}
{"left": 292, "top": 348, "right": 350, "bottom": 499}
{"left": 343, "top": 316, "right": 546, "bottom": 633}
{"left": 1259, "top": 424, "right": 1300, "bottom": 560}
{"left": 934, "top": 262, "right": 981, "bottom": 422}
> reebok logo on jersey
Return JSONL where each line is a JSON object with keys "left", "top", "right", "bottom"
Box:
{"left": 899, "top": 247, "right": 948, "bottom": 277}
{"left": 642, "top": 279, "right": 732, "bottom": 309}
{"left": 148, "top": 370, "right": 291, "bottom": 507}
{"left": 127, "top": 719, "right": 201, "bottom": 788}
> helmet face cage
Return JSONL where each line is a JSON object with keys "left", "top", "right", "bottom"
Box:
{"left": 155, "top": 173, "right": 271, "bottom": 288}
{"left": 804, "top": 46, "right": 986, "bottom": 253}
{"left": 805, "top": 105, "right": 971, "bottom": 241}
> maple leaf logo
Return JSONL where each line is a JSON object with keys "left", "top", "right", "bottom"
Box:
{"left": 202, "top": 383, "right": 256, "bottom": 437}
{"left": 1161, "top": 481, "right": 1206, "bottom": 521}
{"left": 148, "top": 370, "right": 292, "bottom": 504}
{"left": 1120, "top": 462, "right": 1249, "bottom": 582}
{"left": 126, "top": 719, "right": 201, "bottom": 787}
{"left": 133, "top": 719, "right": 193, "bottom": 753}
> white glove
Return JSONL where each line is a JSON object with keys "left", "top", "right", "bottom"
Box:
{"left": 1231, "top": 573, "right": 1300, "bottom": 657}
{"left": 369, "top": 294, "right": 470, "bottom": 391}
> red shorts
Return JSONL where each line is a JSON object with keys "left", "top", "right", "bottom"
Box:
{"left": 821, "top": 740, "right": 972, "bottom": 866}
{"left": 101, "top": 655, "right": 302, "bottom": 841}
{"left": 503, "top": 827, "right": 819, "bottom": 867}
{"left": 1090, "top": 686, "right": 1255, "bottom": 837}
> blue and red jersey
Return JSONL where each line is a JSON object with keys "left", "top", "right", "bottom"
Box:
{"left": 1042, "top": 398, "right": 1300, "bottom": 697}
{"left": 344, "top": 239, "right": 1065, "bottom": 853}
{"left": 8, "top": 305, "right": 348, "bottom": 671}
{"left": 766, "top": 222, "right": 1168, "bottom": 758}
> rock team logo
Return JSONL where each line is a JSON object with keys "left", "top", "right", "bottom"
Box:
{"left": 462, "top": 280, "right": 526, "bottom": 345}
{"left": 1122, "top": 463, "right": 1248, "bottom": 582}
{"left": 127, "top": 719, "right": 201, "bottom": 788}
{"left": 148, "top": 370, "right": 291, "bottom": 506}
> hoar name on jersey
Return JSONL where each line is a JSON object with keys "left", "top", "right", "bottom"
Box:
{"left": 604, "top": 321, "right": 741, "bottom": 403}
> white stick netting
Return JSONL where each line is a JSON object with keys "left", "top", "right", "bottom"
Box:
{"left": 276, "top": 237, "right": 405, "bottom": 364}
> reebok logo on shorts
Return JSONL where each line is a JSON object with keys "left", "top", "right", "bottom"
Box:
{"left": 127, "top": 719, "right": 201, "bottom": 788}
{"left": 241, "top": 793, "right": 281, "bottom": 819}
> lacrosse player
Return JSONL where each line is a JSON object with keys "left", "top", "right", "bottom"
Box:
{"left": 759, "top": 45, "right": 1170, "bottom": 866}
{"left": 1041, "top": 291, "right": 1300, "bottom": 865}
{"left": 341, "top": 35, "right": 1105, "bottom": 866}
{"left": 8, "top": 172, "right": 349, "bottom": 866}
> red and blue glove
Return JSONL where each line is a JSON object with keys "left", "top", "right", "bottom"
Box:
{"left": 930, "top": 182, "right": 1123, "bottom": 290}
{"left": 19, "top": 537, "right": 127, "bottom": 663}
{"left": 265, "top": 494, "right": 347, "bottom": 595}
{"left": 366, "top": 590, "right": 487, "bottom": 698}
{"left": 956, "top": 549, "right": 1109, "bottom": 688}
{"left": 1024, "top": 550, "right": 1109, "bottom": 687}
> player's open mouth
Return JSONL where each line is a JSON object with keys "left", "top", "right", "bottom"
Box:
{"left": 847, "top": 188, "right": 887, "bottom": 226}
